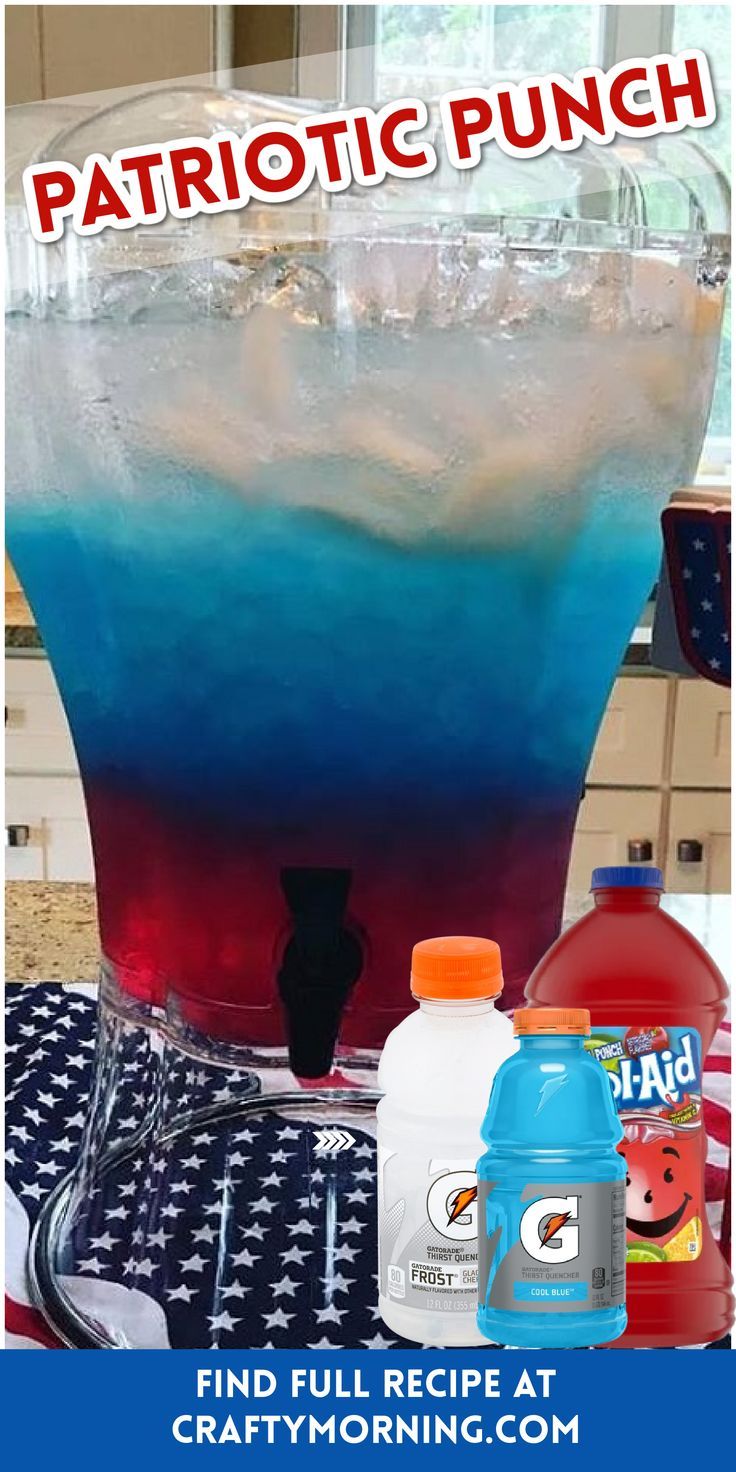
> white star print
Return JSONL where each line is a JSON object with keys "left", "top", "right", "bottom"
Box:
{"left": 287, "top": 1218, "right": 317, "bottom": 1236}
{"left": 280, "top": 1244, "right": 309, "bottom": 1266}
{"left": 262, "top": 1307, "right": 295, "bottom": 1331}
{"left": 352, "top": 1142, "right": 374, "bottom": 1159}
{"left": 147, "top": 1229, "right": 173, "bottom": 1249}
{"left": 208, "top": 1311, "right": 241, "bottom": 1333}
{"left": 346, "top": 1187, "right": 371, "bottom": 1205}
{"left": 701, "top": 598, "right": 713, "bottom": 612}
{"left": 180, "top": 1154, "right": 205, "bottom": 1170}
{"left": 333, "top": 1243, "right": 360, "bottom": 1264}
{"left": 251, "top": 1195, "right": 277, "bottom": 1215}
{"left": 360, "top": 1333, "right": 396, "bottom": 1348}
{"left": 259, "top": 1172, "right": 285, "bottom": 1189}
{"left": 88, "top": 1232, "right": 118, "bottom": 1251}
{"left": 179, "top": 1253, "right": 208, "bottom": 1274}
{"left": 320, "top": 1272, "right": 355, "bottom": 1294}
{"left": 270, "top": 1274, "right": 302, "bottom": 1298}
{"left": 166, "top": 1284, "right": 195, "bottom": 1303}
{"left": 221, "top": 1281, "right": 250, "bottom": 1301}
{"left": 227, "top": 1151, "right": 251, "bottom": 1169}
{"left": 308, "top": 1336, "right": 338, "bottom": 1349}
{"left": 276, "top": 1126, "right": 300, "bottom": 1141}
{"left": 105, "top": 1204, "right": 130, "bottom": 1222}
{"left": 78, "top": 1257, "right": 105, "bottom": 1274}
{"left": 193, "top": 1224, "right": 218, "bottom": 1244}
{"left": 314, "top": 1303, "right": 348, "bottom": 1325}
{"left": 693, "top": 538, "right": 706, "bottom": 551}
{"left": 232, "top": 1247, "right": 262, "bottom": 1269}
{"left": 338, "top": 1216, "right": 363, "bottom": 1234}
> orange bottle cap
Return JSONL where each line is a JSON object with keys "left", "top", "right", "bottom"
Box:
{"left": 514, "top": 1007, "right": 590, "bottom": 1036}
{"left": 411, "top": 936, "right": 503, "bottom": 1001}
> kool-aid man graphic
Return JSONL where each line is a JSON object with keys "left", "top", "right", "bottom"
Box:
{"left": 585, "top": 1026, "right": 703, "bottom": 1263}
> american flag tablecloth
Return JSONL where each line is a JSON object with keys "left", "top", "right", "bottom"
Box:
{"left": 5, "top": 982, "right": 732, "bottom": 1350}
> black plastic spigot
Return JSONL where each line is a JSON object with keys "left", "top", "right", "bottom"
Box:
{"left": 277, "top": 868, "right": 363, "bottom": 1078}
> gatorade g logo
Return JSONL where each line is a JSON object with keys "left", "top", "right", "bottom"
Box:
{"left": 426, "top": 1171, "right": 478, "bottom": 1241}
{"left": 520, "top": 1195, "right": 580, "bottom": 1263}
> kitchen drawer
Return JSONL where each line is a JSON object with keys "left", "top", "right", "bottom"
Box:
{"left": 586, "top": 677, "right": 669, "bottom": 788}
{"left": 5, "top": 774, "right": 94, "bottom": 882}
{"left": 568, "top": 788, "right": 663, "bottom": 895}
{"left": 665, "top": 791, "right": 731, "bottom": 894}
{"left": 670, "top": 681, "right": 731, "bottom": 789}
{"left": 5, "top": 656, "right": 79, "bottom": 774}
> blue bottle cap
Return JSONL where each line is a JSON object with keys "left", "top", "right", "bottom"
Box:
{"left": 591, "top": 866, "right": 664, "bottom": 890}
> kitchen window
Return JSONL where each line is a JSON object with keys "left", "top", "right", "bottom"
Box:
{"left": 339, "top": 3, "right": 731, "bottom": 478}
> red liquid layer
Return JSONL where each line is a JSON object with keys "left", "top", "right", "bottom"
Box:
{"left": 87, "top": 782, "right": 577, "bottom": 1042}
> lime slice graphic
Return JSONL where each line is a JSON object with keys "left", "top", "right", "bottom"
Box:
{"left": 627, "top": 1242, "right": 667, "bottom": 1263}
{"left": 586, "top": 1036, "right": 622, "bottom": 1072}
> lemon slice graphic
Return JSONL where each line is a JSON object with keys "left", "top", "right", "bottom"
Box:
{"left": 664, "top": 1217, "right": 702, "bottom": 1262}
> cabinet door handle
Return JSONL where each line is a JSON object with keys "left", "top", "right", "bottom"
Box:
{"left": 677, "top": 839, "right": 704, "bottom": 863}
{"left": 6, "top": 824, "right": 31, "bottom": 848}
{"left": 627, "top": 839, "right": 653, "bottom": 862}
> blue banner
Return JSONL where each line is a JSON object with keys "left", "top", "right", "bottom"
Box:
{"left": 1, "top": 1349, "right": 731, "bottom": 1469}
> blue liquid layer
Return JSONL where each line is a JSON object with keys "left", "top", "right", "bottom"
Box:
{"left": 8, "top": 467, "right": 661, "bottom": 826}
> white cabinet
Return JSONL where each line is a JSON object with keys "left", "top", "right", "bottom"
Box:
{"left": 5, "top": 656, "right": 94, "bottom": 882}
{"left": 568, "top": 789, "right": 663, "bottom": 896}
{"left": 574, "top": 672, "right": 731, "bottom": 896}
{"left": 665, "top": 791, "right": 731, "bottom": 894}
{"left": 670, "top": 682, "right": 731, "bottom": 789}
{"left": 5, "top": 773, "right": 94, "bottom": 883}
{"left": 5, "top": 655, "right": 79, "bottom": 774}
{"left": 586, "top": 677, "right": 669, "bottom": 788}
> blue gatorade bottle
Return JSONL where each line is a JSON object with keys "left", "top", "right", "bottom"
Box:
{"left": 477, "top": 1007, "right": 627, "bottom": 1347}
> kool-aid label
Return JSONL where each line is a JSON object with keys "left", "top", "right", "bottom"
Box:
{"left": 478, "top": 1179, "right": 626, "bottom": 1315}
{"left": 587, "top": 1026, "right": 704, "bottom": 1264}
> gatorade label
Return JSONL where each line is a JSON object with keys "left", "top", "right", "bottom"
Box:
{"left": 586, "top": 1025, "right": 704, "bottom": 1264}
{"left": 478, "top": 1179, "right": 626, "bottom": 1312}
{"left": 378, "top": 1149, "right": 479, "bottom": 1311}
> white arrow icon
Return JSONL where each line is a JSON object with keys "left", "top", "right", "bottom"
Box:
{"left": 313, "top": 1128, "right": 356, "bottom": 1154}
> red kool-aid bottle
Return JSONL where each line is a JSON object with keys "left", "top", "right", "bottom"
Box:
{"left": 526, "top": 866, "right": 733, "bottom": 1347}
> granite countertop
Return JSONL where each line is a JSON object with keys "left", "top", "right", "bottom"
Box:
{"left": 6, "top": 881, "right": 99, "bottom": 982}
{"left": 6, "top": 882, "right": 731, "bottom": 994}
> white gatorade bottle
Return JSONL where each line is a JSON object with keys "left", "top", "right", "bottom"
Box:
{"left": 377, "top": 936, "right": 516, "bottom": 1346}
